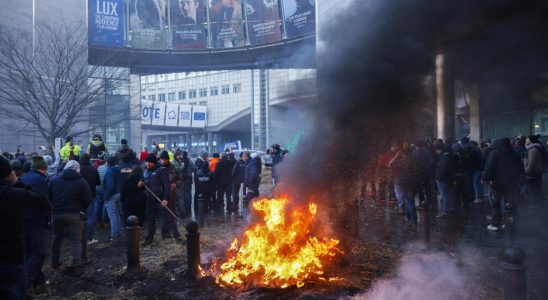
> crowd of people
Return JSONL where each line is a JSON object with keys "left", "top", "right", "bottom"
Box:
{"left": 364, "top": 135, "right": 546, "bottom": 231}
{"left": 0, "top": 134, "right": 286, "bottom": 299}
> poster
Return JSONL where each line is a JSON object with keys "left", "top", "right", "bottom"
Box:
{"left": 191, "top": 105, "right": 207, "bottom": 128}
{"left": 178, "top": 104, "right": 192, "bottom": 127}
{"left": 208, "top": 0, "right": 245, "bottom": 49}
{"left": 129, "top": 0, "right": 168, "bottom": 49}
{"left": 281, "top": 0, "right": 315, "bottom": 39}
{"left": 151, "top": 102, "right": 166, "bottom": 125}
{"left": 88, "top": 0, "right": 125, "bottom": 47}
{"left": 165, "top": 103, "right": 180, "bottom": 126}
{"left": 245, "top": 0, "right": 282, "bottom": 45}
{"left": 170, "top": 0, "right": 208, "bottom": 49}
{"left": 140, "top": 100, "right": 154, "bottom": 124}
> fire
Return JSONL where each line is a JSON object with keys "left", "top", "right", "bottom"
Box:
{"left": 213, "top": 196, "right": 341, "bottom": 288}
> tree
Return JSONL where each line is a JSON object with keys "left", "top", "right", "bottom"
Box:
{"left": 0, "top": 21, "right": 126, "bottom": 146}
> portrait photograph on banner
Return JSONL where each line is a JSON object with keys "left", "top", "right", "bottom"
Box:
{"left": 88, "top": 0, "right": 126, "bottom": 47}
{"left": 208, "top": 0, "right": 245, "bottom": 49}
{"left": 282, "top": 0, "right": 315, "bottom": 39}
{"left": 170, "top": 0, "right": 208, "bottom": 49}
{"left": 129, "top": 0, "right": 168, "bottom": 49}
{"left": 245, "top": 0, "right": 282, "bottom": 46}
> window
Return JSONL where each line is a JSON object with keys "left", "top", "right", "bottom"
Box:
{"left": 210, "top": 86, "right": 218, "bottom": 96}
{"left": 189, "top": 90, "right": 197, "bottom": 99}
{"left": 141, "top": 96, "right": 146, "bottom": 100}
{"left": 158, "top": 94, "right": 166, "bottom": 101}
{"left": 221, "top": 85, "right": 230, "bottom": 95}
{"left": 150, "top": 95, "right": 156, "bottom": 101}
{"left": 199, "top": 101, "right": 207, "bottom": 106}
{"left": 199, "top": 88, "right": 207, "bottom": 97}
{"left": 233, "top": 83, "right": 241, "bottom": 93}
{"left": 178, "top": 91, "right": 186, "bottom": 100}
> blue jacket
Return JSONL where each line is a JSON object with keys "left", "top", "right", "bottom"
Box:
{"left": 143, "top": 165, "right": 170, "bottom": 203}
{"left": 49, "top": 170, "right": 92, "bottom": 214}
{"left": 245, "top": 157, "right": 262, "bottom": 192}
{"left": 104, "top": 163, "right": 133, "bottom": 200}
{"left": 21, "top": 170, "right": 50, "bottom": 228}
{"left": 436, "top": 152, "right": 455, "bottom": 182}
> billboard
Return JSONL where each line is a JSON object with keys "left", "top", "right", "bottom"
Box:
{"left": 129, "top": 0, "right": 168, "bottom": 49}
{"left": 89, "top": 0, "right": 125, "bottom": 47}
{"left": 165, "top": 103, "right": 180, "bottom": 126}
{"left": 246, "top": 0, "right": 282, "bottom": 45}
{"left": 191, "top": 105, "right": 207, "bottom": 128}
{"left": 151, "top": 102, "right": 166, "bottom": 125}
{"left": 170, "top": 0, "right": 208, "bottom": 49}
{"left": 178, "top": 105, "right": 192, "bottom": 127}
{"left": 141, "top": 100, "right": 154, "bottom": 124}
{"left": 208, "top": 0, "right": 245, "bottom": 49}
{"left": 281, "top": 0, "right": 315, "bottom": 39}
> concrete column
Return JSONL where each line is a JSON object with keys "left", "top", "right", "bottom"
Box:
{"left": 469, "top": 83, "right": 481, "bottom": 142}
{"left": 435, "top": 50, "right": 456, "bottom": 143}
{"left": 207, "top": 131, "right": 213, "bottom": 152}
{"left": 129, "top": 74, "right": 142, "bottom": 152}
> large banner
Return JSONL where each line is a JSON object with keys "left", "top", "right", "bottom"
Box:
{"left": 165, "top": 103, "right": 179, "bottom": 126}
{"left": 208, "top": 0, "right": 245, "bottom": 49}
{"left": 191, "top": 105, "right": 207, "bottom": 128}
{"left": 246, "top": 0, "right": 282, "bottom": 45}
{"left": 178, "top": 105, "right": 192, "bottom": 127}
{"left": 151, "top": 102, "right": 166, "bottom": 125}
{"left": 88, "top": 0, "right": 125, "bottom": 47}
{"left": 282, "top": 0, "right": 315, "bottom": 39}
{"left": 141, "top": 100, "right": 154, "bottom": 124}
{"left": 129, "top": 0, "right": 168, "bottom": 49}
{"left": 170, "top": 0, "right": 208, "bottom": 49}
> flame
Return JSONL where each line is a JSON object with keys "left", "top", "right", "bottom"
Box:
{"left": 213, "top": 196, "right": 341, "bottom": 288}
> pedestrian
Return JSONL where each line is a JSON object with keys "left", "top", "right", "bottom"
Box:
{"left": 209, "top": 153, "right": 221, "bottom": 212}
{"left": 524, "top": 134, "right": 545, "bottom": 206}
{"left": 79, "top": 154, "right": 101, "bottom": 245}
{"left": 482, "top": 138, "right": 524, "bottom": 231}
{"left": 193, "top": 150, "right": 208, "bottom": 212}
{"left": 435, "top": 143, "right": 456, "bottom": 218}
{"left": 21, "top": 156, "right": 51, "bottom": 290}
{"left": 120, "top": 166, "right": 147, "bottom": 226}
{"left": 103, "top": 155, "right": 133, "bottom": 242}
{"left": 139, "top": 147, "right": 149, "bottom": 162}
{"left": 214, "top": 152, "right": 235, "bottom": 213}
{"left": 389, "top": 142, "right": 417, "bottom": 224}
{"left": 376, "top": 144, "right": 398, "bottom": 206}
{"left": 271, "top": 144, "right": 283, "bottom": 187}
{"left": 43, "top": 155, "right": 57, "bottom": 181}
{"left": 10, "top": 160, "right": 23, "bottom": 178}
{"left": 140, "top": 153, "right": 171, "bottom": 247}
{"left": 49, "top": 160, "right": 92, "bottom": 276}
{"left": 0, "top": 155, "right": 50, "bottom": 300}
{"left": 231, "top": 151, "right": 248, "bottom": 213}
{"left": 59, "top": 136, "right": 81, "bottom": 162}
{"left": 94, "top": 156, "right": 112, "bottom": 229}
{"left": 244, "top": 153, "right": 262, "bottom": 209}
{"left": 158, "top": 151, "right": 183, "bottom": 242}
{"left": 179, "top": 150, "right": 194, "bottom": 217}
{"left": 87, "top": 134, "right": 107, "bottom": 162}
{"left": 412, "top": 140, "right": 435, "bottom": 208}
{"left": 195, "top": 161, "right": 213, "bottom": 213}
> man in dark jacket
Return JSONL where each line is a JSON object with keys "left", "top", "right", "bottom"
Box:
{"left": 21, "top": 156, "right": 51, "bottom": 288}
{"left": 412, "top": 140, "right": 435, "bottom": 208}
{"left": 193, "top": 150, "right": 208, "bottom": 212}
{"left": 103, "top": 154, "right": 133, "bottom": 241}
{"left": 231, "top": 152, "right": 248, "bottom": 213}
{"left": 195, "top": 161, "right": 212, "bottom": 212}
{"left": 159, "top": 151, "right": 183, "bottom": 242}
{"left": 179, "top": 151, "right": 194, "bottom": 217}
{"left": 435, "top": 144, "right": 456, "bottom": 217}
{"left": 389, "top": 143, "right": 417, "bottom": 223}
{"left": 0, "top": 155, "right": 50, "bottom": 300}
{"left": 214, "top": 153, "right": 235, "bottom": 213}
{"left": 482, "top": 138, "right": 524, "bottom": 231}
{"left": 79, "top": 154, "right": 101, "bottom": 245}
{"left": 271, "top": 144, "right": 283, "bottom": 187}
{"left": 523, "top": 135, "right": 544, "bottom": 206}
{"left": 140, "top": 154, "right": 171, "bottom": 246}
{"left": 244, "top": 154, "right": 262, "bottom": 209}
{"left": 87, "top": 134, "right": 107, "bottom": 161}
{"left": 49, "top": 160, "right": 92, "bottom": 275}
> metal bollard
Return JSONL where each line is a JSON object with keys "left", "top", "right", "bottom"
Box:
{"left": 501, "top": 247, "right": 527, "bottom": 300}
{"left": 185, "top": 221, "right": 201, "bottom": 288}
{"left": 418, "top": 206, "right": 430, "bottom": 246}
{"left": 197, "top": 193, "right": 205, "bottom": 227}
{"left": 80, "top": 212, "right": 87, "bottom": 261}
{"left": 126, "top": 216, "right": 141, "bottom": 272}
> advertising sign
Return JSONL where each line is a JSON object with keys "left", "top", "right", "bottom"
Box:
{"left": 246, "top": 0, "right": 282, "bottom": 45}
{"left": 178, "top": 104, "right": 192, "bottom": 127}
{"left": 165, "top": 103, "right": 180, "bottom": 126}
{"left": 191, "top": 105, "right": 207, "bottom": 128}
{"left": 151, "top": 102, "right": 166, "bottom": 125}
{"left": 170, "top": 0, "right": 208, "bottom": 49}
{"left": 140, "top": 100, "right": 154, "bottom": 124}
{"left": 88, "top": 0, "right": 125, "bottom": 47}
{"left": 129, "top": 0, "right": 168, "bottom": 49}
{"left": 281, "top": 0, "right": 315, "bottom": 39}
{"left": 208, "top": 0, "right": 245, "bottom": 49}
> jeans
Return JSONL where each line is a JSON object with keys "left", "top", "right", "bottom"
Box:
{"left": 232, "top": 182, "right": 243, "bottom": 212}
{"left": 94, "top": 191, "right": 106, "bottom": 224}
{"left": 436, "top": 180, "right": 456, "bottom": 214}
{"left": 489, "top": 185, "right": 520, "bottom": 227}
{"left": 0, "top": 262, "right": 27, "bottom": 300}
{"left": 104, "top": 194, "right": 121, "bottom": 238}
{"left": 395, "top": 183, "right": 416, "bottom": 222}
{"left": 25, "top": 226, "right": 49, "bottom": 287}
{"left": 51, "top": 213, "right": 83, "bottom": 266}
{"left": 394, "top": 183, "right": 405, "bottom": 209}
{"left": 86, "top": 194, "right": 102, "bottom": 241}
{"left": 473, "top": 171, "right": 484, "bottom": 200}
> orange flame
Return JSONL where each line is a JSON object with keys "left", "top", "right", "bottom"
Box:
{"left": 213, "top": 196, "right": 341, "bottom": 288}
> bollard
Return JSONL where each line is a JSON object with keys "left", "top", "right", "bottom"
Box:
{"left": 501, "top": 247, "right": 527, "bottom": 300}
{"left": 80, "top": 212, "right": 87, "bottom": 261}
{"left": 197, "top": 193, "right": 205, "bottom": 227}
{"left": 418, "top": 206, "right": 430, "bottom": 246}
{"left": 126, "top": 216, "right": 141, "bottom": 272}
{"left": 185, "top": 221, "right": 201, "bottom": 288}
{"left": 504, "top": 214, "right": 516, "bottom": 248}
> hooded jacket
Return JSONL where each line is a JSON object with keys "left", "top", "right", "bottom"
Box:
{"left": 232, "top": 159, "right": 246, "bottom": 184}
{"left": 215, "top": 157, "right": 235, "bottom": 185}
{"left": 21, "top": 170, "right": 50, "bottom": 228}
{"left": 79, "top": 156, "right": 101, "bottom": 199}
{"left": 0, "top": 179, "right": 50, "bottom": 264}
{"left": 245, "top": 156, "right": 262, "bottom": 192}
{"left": 482, "top": 139, "right": 524, "bottom": 190}
{"left": 49, "top": 169, "right": 92, "bottom": 214}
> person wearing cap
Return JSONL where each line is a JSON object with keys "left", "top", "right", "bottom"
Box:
{"left": 524, "top": 134, "right": 545, "bottom": 206}
{"left": 87, "top": 134, "right": 107, "bottom": 161}
{"left": 10, "top": 160, "right": 23, "bottom": 178}
{"left": 21, "top": 156, "right": 51, "bottom": 289}
{"left": 244, "top": 152, "right": 262, "bottom": 209}
{"left": 79, "top": 154, "right": 101, "bottom": 245}
{"left": 139, "top": 153, "right": 171, "bottom": 246}
{"left": 59, "top": 136, "right": 81, "bottom": 162}
{"left": 271, "top": 144, "right": 283, "bottom": 187}
{"left": 214, "top": 153, "right": 235, "bottom": 213}
{"left": 0, "top": 155, "right": 50, "bottom": 299}
{"left": 158, "top": 151, "right": 183, "bottom": 242}
{"left": 48, "top": 160, "right": 92, "bottom": 276}
{"left": 103, "top": 154, "right": 133, "bottom": 242}
{"left": 231, "top": 151, "right": 248, "bottom": 213}
{"left": 193, "top": 150, "right": 209, "bottom": 212}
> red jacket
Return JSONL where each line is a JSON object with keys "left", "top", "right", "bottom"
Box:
{"left": 139, "top": 151, "right": 149, "bottom": 161}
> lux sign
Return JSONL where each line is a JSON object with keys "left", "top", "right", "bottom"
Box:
{"left": 96, "top": 0, "right": 118, "bottom": 16}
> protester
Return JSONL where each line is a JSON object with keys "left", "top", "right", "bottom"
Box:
{"left": 120, "top": 166, "right": 147, "bottom": 226}
{"left": 79, "top": 154, "right": 101, "bottom": 245}
{"left": 214, "top": 152, "right": 235, "bottom": 213}
{"left": 87, "top": 134, "right": 107, "bottom": 161}
{"left": 244, "top": 153, "right": 262, "bottom": 209}
{"left": 59, "top": 136, "right": 81, "bottom": 162}
{"left": 179, "top": 150, "right": 194, "bottom": 217}
{"left": 524, "top": 134, "right": 545, "bottom": 206}
{"left": 271, "top": 144, "right": 283, "bottom": 187}
{"left": 158, "top": 151, "right": 183, "bottom": 242}
{"left": 231, "top": 151, "right": 248, "bottom": 213}
{"left": 435, "top": 143, "right": 456, "bottom": 218}
{"left": 103, "top": 154, "right": 133, "bottom": 242}
{"left": 195, "top": 161, "right": 213, "bottom": 213}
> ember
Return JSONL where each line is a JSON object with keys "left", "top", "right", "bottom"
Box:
{"left": 212, "top": 196, "right": 341, "bottom": 289}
